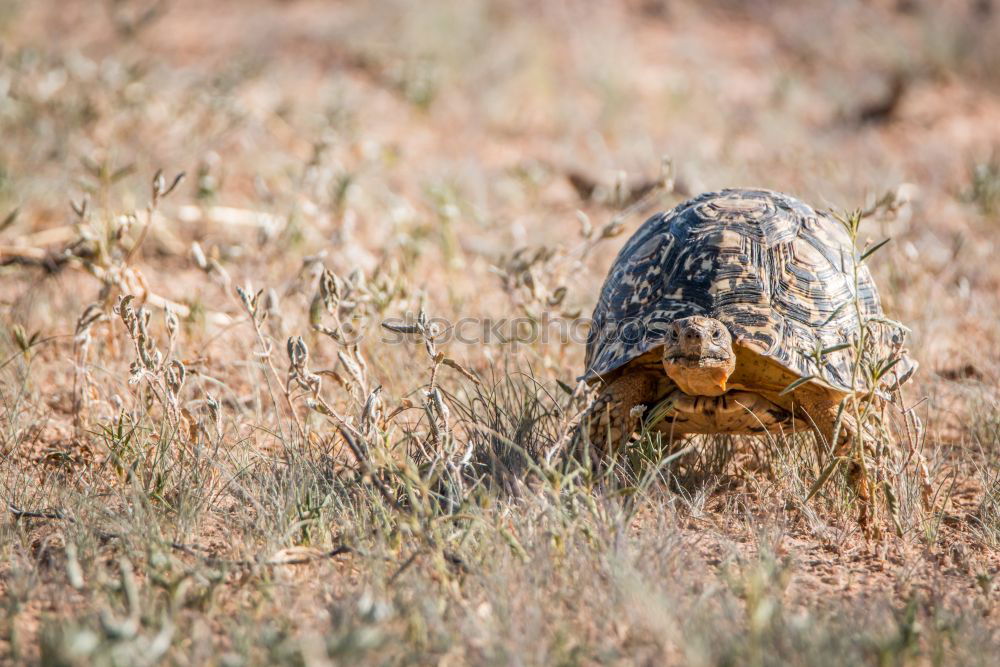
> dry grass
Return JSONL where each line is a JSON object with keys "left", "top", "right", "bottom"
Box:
{"left": 1, "top": 0, "right": 999, "bottom": 664}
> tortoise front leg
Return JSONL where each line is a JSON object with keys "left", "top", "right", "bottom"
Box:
{"left": 797, "top": 394, "right": 874, "bottom": 529}
{"left": 579, "top": 373, "right": 660, "bottom": 467}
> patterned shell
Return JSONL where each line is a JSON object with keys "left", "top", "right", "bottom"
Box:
{"left": 583, "top": 188, "right": 912, "bottom": 393}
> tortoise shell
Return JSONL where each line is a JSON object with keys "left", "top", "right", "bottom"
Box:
{"left": 582, "top": 188, "right": 913, "bottom": 394}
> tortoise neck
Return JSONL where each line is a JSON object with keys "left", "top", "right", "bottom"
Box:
{"left": 663, "top": 357, "right": 735, "bottom": 396}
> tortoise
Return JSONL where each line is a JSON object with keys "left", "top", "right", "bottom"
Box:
{"left": 578, "top": 188, "right": 916, "bottom": 494}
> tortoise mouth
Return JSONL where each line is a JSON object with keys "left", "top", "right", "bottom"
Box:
{"left": 665, "top": 354, "right": 731, "bottom": 365}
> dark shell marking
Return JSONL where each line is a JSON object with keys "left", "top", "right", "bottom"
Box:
{"left": 583, "top": 189, "right": 907, "bottom": 393}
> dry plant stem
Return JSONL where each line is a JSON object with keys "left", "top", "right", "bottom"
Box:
{"left": 308, "top": 389, "right": 402, "bottom": 511}
{"left": 122, "top": 203, "right": 157, "bottom": 267}
{"left": 123, "top": 171, "right": 185, "bottom": 267}
{"left": 579, "top": 166, "right": 674, "bottom": 260}
{"left": 890, "top": 384, "right": 933, "bottom": 510}
{"left": 826, "top": 205, "right": 920, "bottom": 534}
{"left": 337, "top": 424, "right": 402, "bottom": 511}
{"left": 72, "top": 337, "right": 92, "bottom": 431}
{"left": 241, "top": 300, "right": 307, "bottom": 441}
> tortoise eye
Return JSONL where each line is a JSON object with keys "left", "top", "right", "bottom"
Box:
{"left": 713, "top": 328, "right": 724, "bottom": 340}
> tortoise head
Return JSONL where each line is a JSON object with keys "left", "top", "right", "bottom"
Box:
{"left": 662, "top": 316, "right": 736, "bottom": 396}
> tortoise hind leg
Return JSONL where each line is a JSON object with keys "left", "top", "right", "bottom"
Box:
{"left": 578, "top": 373, "right": 660, "bottom": 467}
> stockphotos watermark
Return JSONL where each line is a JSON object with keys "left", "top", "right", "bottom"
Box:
{"left": 376, "top": 312, "right": 666, "bottom": 347}
{"left": 380, "top": 312, "right": 592, "bottom": 346}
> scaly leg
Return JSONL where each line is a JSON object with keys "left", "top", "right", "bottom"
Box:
{"left": 578, "top": 373, "right": 660, "bottom": 467}
{"left": 797, "top": 394, "right": 874, "bottom": 529}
